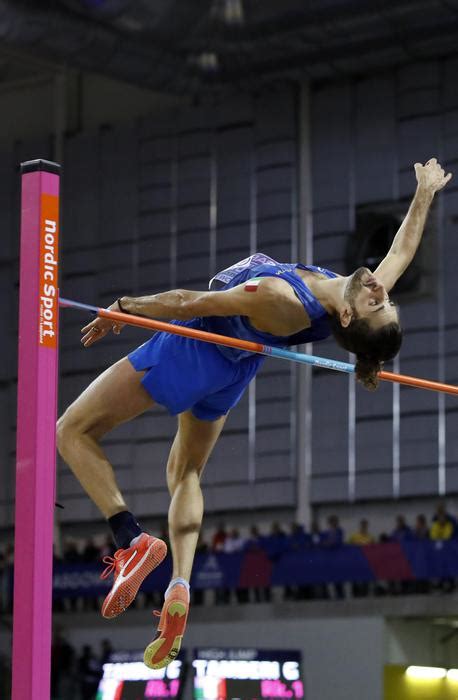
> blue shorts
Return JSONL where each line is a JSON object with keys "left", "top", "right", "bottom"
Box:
{"left": 128, "top": 319, "right": 265, "bottom": 421}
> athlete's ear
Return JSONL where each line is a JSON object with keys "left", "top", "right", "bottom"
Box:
{"left": 339, "top": 304, "right": 353, "bottom": 328}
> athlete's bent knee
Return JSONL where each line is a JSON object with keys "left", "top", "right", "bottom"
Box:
{"left": 56, "top": 412, "right": 76, "bottom": 456}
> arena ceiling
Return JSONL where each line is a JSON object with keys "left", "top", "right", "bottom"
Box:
{"left": 0, "top": 0, "right": 457, "bottom": 93}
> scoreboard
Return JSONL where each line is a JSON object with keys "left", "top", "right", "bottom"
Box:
{"left": 193, "top": 648, "right": 304, "bottom": 700}
{"left": 96, "top": 651, "right": 185, "bottom": 700}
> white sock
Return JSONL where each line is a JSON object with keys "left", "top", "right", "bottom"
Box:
{"left": 165, "top": 577, "right": 190, "bottom": 600}
{"left": 130, "top": 534, "right": 143, "bottom": 546}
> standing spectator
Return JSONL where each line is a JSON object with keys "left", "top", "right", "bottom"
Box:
{"left": 288, "top": 523, "right": 310, "bottom": 551}
{"left": 267, "top": 522, "right": 288, "bottom": 558}
{"left": 391, "top": 515, "right": 413, "bottom": 542}
{"left": 78, "top": 645, "right": 101, "bottom": 700}
{"left": 322, "top": 516, "right": 345, "bottom": 599}
{"left": 246, "top": 525, "right": 262, "bottom": 552}
{"left": 413, "top": 515, "right": 430, "bottom": 594}
{"left": 287, "top": 523, "right": 312, "bottom": 601}
{"left": 224, "top": 529, "right": 247, "bottom": 603}
{"left": 212, "top": 524, "right": 229, "bottom": 604}
{"left": 82, "top": 538, "right": 100, "bottom": 563}
{"left": 430, "top": 510, "right": 454, "bottom": 541}
{"left": 430, "top": 509, "right": 455, "bottom": 592}
{"left": 348, "top": 520, "right": 373, "bottom": 598}
{"left": 390, "top": 516, "right": 413, "bottom": 595}
{"left": 63, "top": 539, "right": 81, "bottom": 563}
{"left": 0, "top": 550, "right": 7, "bottom": 614}
{"left": 3, "top": 544, "right": 14, "bottom": 613}
{"left": 98, "top": 638, "right": 113, "bottom": 688}
{"left": 322, "top": 516, "right": 344, "bottom": 547}
{"left": 433, "top": 503, "right": 457, "bottom": 537}
{"left": 348, "top": 519, "right": 374, "bottom": 545}
{"left": 223, "top": 528, "right": 246, "bottom": 554}
{"left": 82, "top": 538, "right": 100, "bottom": 611}
{"left": 192, "top": 533, "right": 209, "bottom": 606}
{"left": 413, "top": 514, "right": 430, "bottom": 540}
{"left": 212, "top": 523, "right": 227, "bottom": 552}
{"left": 51, "top": 629, "right": 76, "bottom": 700}
{"left": 310, "top": 519, "right": 323, "bottom": 546}
{"left": 245, "top": 526, "right": 270, "bottom": 603}
{"left": 99, "top": 535, "right": 116, "bottom": 559}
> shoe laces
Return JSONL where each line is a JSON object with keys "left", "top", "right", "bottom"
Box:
{"left": 100, "top": 550, "right": 130, "bottom": 580}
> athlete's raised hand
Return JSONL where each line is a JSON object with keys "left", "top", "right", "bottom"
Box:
{"left": 414, "top": 158, "right": 452, "bottom": 194}
{"left": 81, "top": 300, "right": 125, "bottom": 347}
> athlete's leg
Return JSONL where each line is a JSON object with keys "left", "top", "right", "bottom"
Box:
{"left": 144, "top": 410, "right": 226, "bottom": 669}
{"left": 166, "top": 410, "right": 227, "bottom": 581}
{"left": 56, "top": 357, "right": 154, "bottom": 518}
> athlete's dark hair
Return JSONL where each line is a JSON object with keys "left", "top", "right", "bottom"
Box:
{"left": 329, "top": 315, "right": 403, "bottom": 391}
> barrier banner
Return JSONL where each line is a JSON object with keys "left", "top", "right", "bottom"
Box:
{"left": 5, "top": 541, "right": 457, "bottom": 605}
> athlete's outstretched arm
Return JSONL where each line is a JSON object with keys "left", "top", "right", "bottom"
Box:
{"left": 374, "top": 158, "right": 452, "bottom": 292}
{"left": 80, "top": 276, "right": 307, "bottom": 347}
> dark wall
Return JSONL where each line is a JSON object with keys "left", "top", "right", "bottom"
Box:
{"left": 1, "top": 86, "right": 298, "bottom": 526}
{"left": 309, "top": 58, "right": 458, "bottom": 504}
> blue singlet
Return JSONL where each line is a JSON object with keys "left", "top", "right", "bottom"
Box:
{"left": 128, "top": 253, "right": 338, "bottom": 420}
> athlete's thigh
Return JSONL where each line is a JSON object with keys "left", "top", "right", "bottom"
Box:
{"left": 60, "top": 357, "right": 154, "bottom": 437}
{"left": 170, "top": 410, "right": 227, "bottom": 471}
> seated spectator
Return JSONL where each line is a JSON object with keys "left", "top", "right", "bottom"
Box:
{"left": 212, "top": 523, "right": 227, "bottom": 552}
{"left": 348, "top": 519, "right": 374, "bottom": 545}
{"left": 321, "top": 515, "right": 344, "bottom": 548}
{"left": 223, "top": 528, "right": 246, "bottom": 553}
{"left": 391, "top": 515, "right": 413, "bottom": 542}
{"left": 413, "top": 514, "right": 430, "bottom": 540}
{"left": 430, "top": 510, "right": 454, "bottom": 541}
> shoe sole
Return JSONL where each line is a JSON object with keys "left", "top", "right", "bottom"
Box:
{"left": 143, "top": 600, "right": 188, "bottom": 669}
{"left": 102, "top": 540, "right": 167, "bottom": 619}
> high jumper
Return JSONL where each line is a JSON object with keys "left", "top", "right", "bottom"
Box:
{"left": 57, "top": 158, "right": 451, "bottom": 669}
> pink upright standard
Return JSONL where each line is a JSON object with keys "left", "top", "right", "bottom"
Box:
{"left": 12, "top": 159, "right": 60, "bottom": 700}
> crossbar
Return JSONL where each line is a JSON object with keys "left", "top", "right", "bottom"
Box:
{"left": 58, "top": 297, "right": 458, "bottom": 396}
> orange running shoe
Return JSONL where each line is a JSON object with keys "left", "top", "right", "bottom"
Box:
{"left": 143, "top": 583, "right": 189, "bottom": 669}
{"left": 100, "top": 533, "right": 167, "bottom": 619}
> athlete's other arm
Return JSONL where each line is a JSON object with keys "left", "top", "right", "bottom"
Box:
{"left": 374, "top": 158, "right": 452, "bottom": 292}
{"left": 81, "top": 277, "right": 308, "bottom": 347}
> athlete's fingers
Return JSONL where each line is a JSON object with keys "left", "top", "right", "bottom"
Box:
{"left": 81, "top": 325, "right": 107, "bottom": 347}
{"left": 81, "top": 319, "right": 100, "bottom": 334}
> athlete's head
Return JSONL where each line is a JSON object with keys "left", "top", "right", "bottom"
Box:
{"left": 329, "top": 267, "right": 403, "bottom": 390}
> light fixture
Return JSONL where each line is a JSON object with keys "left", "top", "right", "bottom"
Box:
{"left": 190, "top": 52, "right": 219, "bottom": 73}
{"left": 447, "top": 669, "right": 458, "bottom": 681}
{"left": 211, "top": 0, "right": 245, "bottom": 26}
{"left": 405, "top": 666, "right": 447, "bottom": 679}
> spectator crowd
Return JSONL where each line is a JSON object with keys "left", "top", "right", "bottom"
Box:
{"left": 1, "top": 502, "right": 457, "bottom": 613}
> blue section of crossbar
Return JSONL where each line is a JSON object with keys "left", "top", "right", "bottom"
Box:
{"left": 59, "top": 297, "right": 99, "bottom": 314}
{"left": 267, "top": 346, "right": 355, "bottom": 373}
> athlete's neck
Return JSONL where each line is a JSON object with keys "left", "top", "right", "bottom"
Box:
{"left": 296, "top": 270, "right": 348, "bottom": 315}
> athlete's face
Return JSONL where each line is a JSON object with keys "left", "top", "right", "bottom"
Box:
{"left": 345, "top": 267, "right": 399, "bottom": 329}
